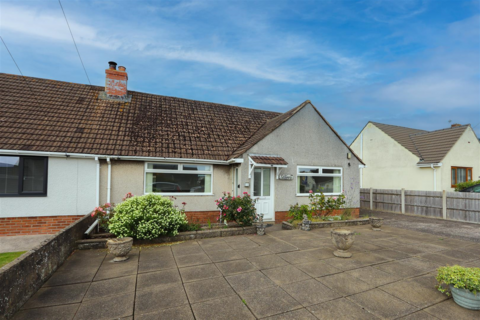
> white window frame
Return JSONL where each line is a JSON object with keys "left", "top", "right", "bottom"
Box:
{"left": 144, "top": 162, "right": 214, "bottom": 196}
{"left": 296, "top": 166, "right": 342, "bottom": 196}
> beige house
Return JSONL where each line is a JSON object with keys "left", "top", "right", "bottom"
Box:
{"left": 0, "top": 63, "right": 363, "bottom": 235}
{"left": 350, "top": 122, "right": 480, "bottom": 191}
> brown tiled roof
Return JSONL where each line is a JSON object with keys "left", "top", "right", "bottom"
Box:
{"left": 0, "top": 73, "right": 280, "bottom": 160}
{"left": 371, "top": 122, "right": 470, "bottom": 164}
{"left": 250, "top": 156, "right": 288, "bottom": 165}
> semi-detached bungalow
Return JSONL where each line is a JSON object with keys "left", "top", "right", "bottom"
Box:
{"left": 0, "top": 63, "right": 364, "bottom": 236}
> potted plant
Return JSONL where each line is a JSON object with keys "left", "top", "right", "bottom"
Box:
{"left": 436, "top": 265, "right": 480, "bottom": 310}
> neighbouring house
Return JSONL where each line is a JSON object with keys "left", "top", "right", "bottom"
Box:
{"left": 0, "top": 62, "right": 363, "bottom": 236}
{"left": 350, "top": 122, "right": 480, "bottom": 192}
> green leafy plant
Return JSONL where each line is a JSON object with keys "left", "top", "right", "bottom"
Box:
{"left": 309, "top": 190, "right": 346, "bottom": 218}
{"left": 108, "top": 194, "right": 188, "bottom": 240}
{"left": 436, "top": 265, "right": 480, "bottom": 296}
{"left": 455, "top": 179, "right": 480, "bottom": 191}
{"left": 207, "top": 218, "right": 212, "bottom": 229}
{"left": 288, "top": 203, "right": 312, "bottom": 221}
{"left": 215, "top": 192, "right": 257, "bottom": 227}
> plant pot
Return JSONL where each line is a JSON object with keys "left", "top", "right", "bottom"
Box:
{"left": 370, "top": 217, "right": 383, "bottom": 231}
{"left": 107, "top": 237, "right": 133, "bottom": 262}
{"left": 450, "top": 285, "right": 480, "bottom": 310}
{"left": 331, "top": 228, "right": 355, "bottom": 258}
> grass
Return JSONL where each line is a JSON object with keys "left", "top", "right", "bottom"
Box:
{"left": 0, "top": 251, "right": 26, "bottom": 268}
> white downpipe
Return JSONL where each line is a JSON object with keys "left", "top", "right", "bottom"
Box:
{"left": 107, "top": 158, "right": 112, "bottom": 204}
{"left": 360, "top": 132, "right": 363, "bottom": 159}
{"left": 431, "top": 164, "right": 437, "bottom": 191}
{"left": 95, "top": 157, "right": 100, "bottom": 206}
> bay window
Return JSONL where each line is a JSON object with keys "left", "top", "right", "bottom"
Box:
{"left": 145, "top": 163, "right": 212, "bottom": 194}
{"left": 451, "top": 167, "right": 472, "bottom": 187}
{"left": 0, "top": 156, "right": 48, "bottom": 196}
{"left": 297, "top": 166, "right": 342, "bottom": 195}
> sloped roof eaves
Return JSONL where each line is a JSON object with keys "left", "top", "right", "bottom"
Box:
{"left": 250, "top": 156, "right": 288, "bottom": 165}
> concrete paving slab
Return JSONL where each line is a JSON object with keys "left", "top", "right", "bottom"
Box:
{"left": 138, "top": 256, "right": 177, "bottom": 273}
{"left": 423, "top": 299, "right": 479, "bottom": 319}
{"left": 419, "top": 253, "right": 464, "bottom": 266}
{"left": 21, "top": 283, "right": 89, "bottom": 309}
{"left": 436, "top": 249, "right": 480, "bottom": 261}
{"left": 374, "top": 261, "right": 425, "bottom": 278}
{"left": 308, "top": 297, "right": 379, "bottom": 319}
{"left": 262, "top": 265, "right": 311, "bottom": 285}
{"left": 175, "top": 252, "right": 212, "bottom": 267}
{"left": 282, "top": 279, "right": 341, "bottom": 306}
{"left": 276, "top": 250, "right": 322, "bottom": 264}
{"left": 393, "top": 245, "right": 428, "bottom": 255}
{"left": 239, "top": 286, "right": 302, "bottom": 318}
{"left": 73, "top": 291, "right": 134, "bottom": 320}
{"left": 135, "top": 305, "right": 194, "bottom": 320}
{"left": 191, "top": 295, "right": 255, "bottom": 320}
{"left": 346, "top": 266, "right": 402, "bottom": 287}
{"left": 134, "top": 283, "right": 189, "bottom": 314}
{"left": 296, "top": 260, "right": 342, "bottom": 278}
{"left": 317, "top": 272, "right": 374, "bottom": 296}
{"left": 179, "top": 263, "right": 223, "bottom": 282}
{"left": 184, "top": 277, "right": 236, "bottom": 303}
{"left": 380, "top": 277, "right": 448, "bottom": 308}
{"left": 225, "top": 270, "right": 276, "bottom": 293}
{"left": 42, "top": 267, "right": 98, "bottom": 287}
{"left": 373, "top": 249, "right": 412, "bottom": 260}
{"left": 248, "top": 254, "right": 290, "bottom": 269}
{"left": 136, "top": 268, "right": 182, "bottom": 291}
{"left": 139, "top": 246, "right": 172, "bottom": 261}
{"left": 94, "top": 251, "right": 139, "bottom": 281}
{"left": 397, "top": 310, "right": 439, "bottom": 319}
{"left": 264, "top": 308, "right": 317, "bottom": 320}
{"left": 60, "top": 250, "right": 106, "bottom": 271}
{"left": 206, "top": 249, "right": 244, "bottom": 262}
{"left": 0, "top": 234, "right": 53, "bottom": 253}
{"left": 11, "top": 303, "right": 79, "bottom": 320}
{"left": 215, "top": 259, "right": 258, "bottom": 276}
{"left": 398, "top": 257, "right": 439, "bottom": 273}
{"left": 83, "top": 275, "right": 136, "bottom": 301}
{"left": 265, "top": 241, "right": 298, "bottom": 253}
{"left": 199, "top": 242, "right": 232, "bottom": 253}
{"left": 237, "top": 246, "right": 274, "bottom": 258}
{"left": 322, "top": 257, "right": 365, "bottom": 271}
{"left": 349, "top": 289, "right": 418, "bottom": 319}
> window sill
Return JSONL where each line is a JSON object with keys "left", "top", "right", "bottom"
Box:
{"left": 145, "top": 193, "right": 214, "bottom": 197}
{"left": 296, "top": 193, "right": 341, "bottom": 197}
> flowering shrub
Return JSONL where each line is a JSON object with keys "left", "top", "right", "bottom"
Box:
{"left": 215, "top": 192, "right": 257, "bottom": 226}
{"left": 308, "top": 190, "right": 346, "bottom": 219}
{"left": 108, "top": 194, "right": 188, "bottom": 240}
{"left": 91, "top": 203, "right": 114, "bottom": 231}
{"left": 288, "top": 203, "right": 312, "bottom": 221}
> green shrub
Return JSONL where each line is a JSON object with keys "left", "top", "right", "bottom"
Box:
{"left": 309, "top": 190, "right": 346, "bottom": 218}
{"left": 455, "top": 179, "right": 480, "bottom": 191}
{"left": 108, "top": 194, "right": 188, "bottom": 240}
{"left": 179, "top": 223, "right": 202, "bottom": 232}
{"left": 288, "top": 203, "right": 312, "bottom": 221}
{"left": 216, "top": 192, "right": 256, "bottom": 227}
{"left": 436, "top": 265, "right": 480, "bottom": 295}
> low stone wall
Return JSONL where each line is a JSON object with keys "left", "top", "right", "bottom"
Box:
{"left": 0, "top": 214, "right": 94, "bottom": 320}
{"left": 282, "top": 218, "right": 370, "bottom": 230}
{"left": 76, "top": 226, "right": 257, "bottom": 249}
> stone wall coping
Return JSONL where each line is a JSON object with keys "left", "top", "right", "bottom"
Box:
{"left": 282, "top": 218, "right": 370, "bottom": 230}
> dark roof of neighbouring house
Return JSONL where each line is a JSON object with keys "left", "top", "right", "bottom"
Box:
{"left": 0, "top": 73, "right": 363, "bottom": 163}
{"left": 250, "top": 156, "right": 288, "bottom": 165}
{"left": 369, "top": 122, "right": 471, "bottom": 164}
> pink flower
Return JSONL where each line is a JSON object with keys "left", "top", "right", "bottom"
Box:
{"left": 333, "top": 197, "right": 337, "bottom": 200}
{"left": 223, "top": 213, "right": 226, "bottom": 216}
{"left": 309, "top": 190, "right": 313, "bottom": 193}
{"left": 237, "top": 207, "right": 242, "bottom": 212}
{"left": 225, "top": 206, "right": 229, "bottom": 210}
{"left": 215, "top": 202, "right": 219, "bottom": 206}
{"left": 243, "top": 192, "right": 248, "bottom": 194}
{"left": 91, "top": 212, "right": 95, "bottom": 217}
{"left": 237, "top": 195, "right": 241, "bottom": 198}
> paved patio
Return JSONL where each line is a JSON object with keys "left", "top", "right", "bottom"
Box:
{"left": 12, "top": 224, "right": 480, "bottom": 320}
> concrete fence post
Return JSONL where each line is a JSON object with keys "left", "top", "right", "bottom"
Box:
{"left": 370, "top": 188, "right": 373, "bottom": 210}
{"left": 442, "top": 190, "right": 447, "bottom": 219}
{"left": 401, "top": 188, "right": 405, "bottom": 214}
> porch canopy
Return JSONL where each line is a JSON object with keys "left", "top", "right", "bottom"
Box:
{"left": 248, "top": 155, "right": 288, "bottom": 179}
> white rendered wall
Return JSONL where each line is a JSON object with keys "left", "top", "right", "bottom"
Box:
{"left": 0, "top": 157, "right": 97, "bottom": 218}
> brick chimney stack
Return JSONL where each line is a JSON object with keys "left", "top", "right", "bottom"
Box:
{"left": 451, "top": 124, "right": 462, "bottom": 128}
{"left": 105, "top": 61, "right": 128, "bottom": 98}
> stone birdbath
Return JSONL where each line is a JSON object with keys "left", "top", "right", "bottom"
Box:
{"left": 107, "top": 237, "right": 133, "bottom": 262}
{"left": 331, "top": 229, "right": 355, "bottom": 258}
{"left": 370, "top": 217, "right": 383, "bottom": 231}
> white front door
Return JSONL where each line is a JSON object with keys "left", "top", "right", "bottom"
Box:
{"left": 252, "top": 167, "right": 274, "bottom": 221}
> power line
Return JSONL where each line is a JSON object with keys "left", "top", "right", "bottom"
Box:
{"left": 58, "top": 0, "right": 92, "bottom": 85}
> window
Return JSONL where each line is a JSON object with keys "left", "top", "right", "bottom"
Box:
{"left": 297, "top": 166, "right": 342, "bottom": 195}
{"left": 0, "top": 156, "right": 48, "bottom": 196}
{"left": 145, "top": 163, "right": 212, "bottom": 194}
{"left": 451, "top": 167, "right": 472, "bottom": 187}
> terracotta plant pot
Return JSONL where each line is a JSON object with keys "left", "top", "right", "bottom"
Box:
{"left": 331, "top": 228, "right": 355, "bottom": 258}
{"left": 107, "top": 237, "right": 133, "bottom": 262}
{"left": 370, "top": 217, "right": 383, "bottom": 231}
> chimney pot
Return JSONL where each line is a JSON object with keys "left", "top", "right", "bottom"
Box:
{"left": 451, "top": 124, "right": 462, "bottom": 128}
{"left": 118, "top": 66, "right": 126, "bottom": 72}
{"left": 108, "top": 61, "right": 117, "bottom": 70}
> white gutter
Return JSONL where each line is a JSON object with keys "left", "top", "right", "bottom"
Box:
{"left": 107, "top": 158, "right": 112, "bottom": 204}
{"left": 0, "top": 149, "right": 232, "bottom": 165}
{"left": 417, "top": 163, "right": 442, "bottom": 168}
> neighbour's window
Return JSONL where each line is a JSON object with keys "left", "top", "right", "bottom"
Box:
{"left": 0, "top": 156, "right": 48, "bottom": 196}
{"left": 297, "top": 166, "right": 342, "bottom": 195}
{"left": 145, "top": 163, "right": 212, "bottom": 194}
{"left": 451, "top": 167, "right": 472, "bottom": 187}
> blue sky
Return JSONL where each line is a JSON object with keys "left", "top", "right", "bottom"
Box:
{"left": 1, "top": 0, "right": 479, "bottom": 143}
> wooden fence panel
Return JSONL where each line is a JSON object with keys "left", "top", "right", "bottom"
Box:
{"left": 361, "top": 188, "right": 479, "bottom": 223}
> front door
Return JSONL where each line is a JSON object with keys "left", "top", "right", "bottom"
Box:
{"left": 252, "top": 167, "right": 274, "bottom": 221}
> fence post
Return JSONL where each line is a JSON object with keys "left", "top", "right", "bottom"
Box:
{"left": 442, "top": 190, "right": 447, "bottom": 219}
{"left": 401, "top": 188, "right": 405, "bottom": 214}
{"left": 370, "top": 188, "right": 373, "bottom": 210}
